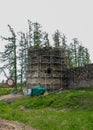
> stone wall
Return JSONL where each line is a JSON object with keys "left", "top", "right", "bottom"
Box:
{"left": 26, "top": 47, "right": 67, "bottom": 91}
{"left": 66, "top": 64, "right": 93, "bottom": 89}
{"left": 27, "top": 48, "right": 93, "bottom": 90}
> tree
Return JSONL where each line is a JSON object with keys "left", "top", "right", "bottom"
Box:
{"left": 28, "top": 19, "right": 33, "bottom": 47}
{"left": 18, "top": 32, "right": 29, "bottom": 87}
{"left": 53, "top": 30, "right": 61, "bottom": 47}
{"left": 33, "top": 22, "right": 43, "bottom": 47}
{"left": 18, "top": 33, "right": 25, "bottom": 86}
{"left": 72, "top": 38, "right": 79, "bottom": 67}
{"left": 0, "top": 25, "right": 17, "bottom": 90}
{"left": 83, "top": 48, "right": 91, "bottom": 65}
{"left": 43, "top": 32, "right": 50, "bottom": 47}
{"left": 61, "top": 34, "right": 67, "bottom": 50}
{"left": 67, "top": 38, "right": 91, "bottom": 68}
{"left": 78, "top": 45, "right": 84, "bottom": 66}
{"left": 67, "top": 46, "right": 74, "bottom": 68}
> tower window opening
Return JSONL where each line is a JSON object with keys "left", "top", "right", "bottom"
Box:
{"left": 47, "top": 68, "right": 52, "bottom": 75}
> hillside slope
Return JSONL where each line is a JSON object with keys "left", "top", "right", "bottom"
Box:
{"left": 0, "top": 87, "right": 93, "bottom": 130}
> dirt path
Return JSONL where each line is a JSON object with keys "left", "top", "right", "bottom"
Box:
{"left": 0, "top": 118, "right": 35, "bottom": 130}
{"left": 0, "top": 94, "right": 24, "bottom": 102}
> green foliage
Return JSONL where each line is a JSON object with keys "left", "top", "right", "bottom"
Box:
{"left": 43, "top": 32, "right": 50, "bottom": 47}
{"left": 18, "top": 32, "right": 28, "bottom": 86}
{"left": 53, "top": 29, "right": 61, "bottom": 47}
{"left": 33, "top": 22, "right": 43, "bottom": 47}
{"left": 67, "top": 38, "right": 91, "bottom": 68}
{"left": 0, "top": 87, "right": 12, "bottom": 95}
{"left": 61, "top": 34, "right": 67, "bottom": 49}
{"left": 52, "top": 31, "right": 91, "bottom": 68}
{"left": 0, "top": 25, "right": 17, "bottom": 90}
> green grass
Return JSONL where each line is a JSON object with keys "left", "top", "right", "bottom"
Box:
{"left": 0, "top": 85, "right": 23, "bottom": 96}
{"left": 0, "top": 87, "right": 12, "bottom": 95}
{"left": 0, "top": 87, "right": 93, "bottom": 130}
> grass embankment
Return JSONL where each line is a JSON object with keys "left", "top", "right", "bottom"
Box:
{"left": 0, "top": 87, "right": 93, "bottom": 130}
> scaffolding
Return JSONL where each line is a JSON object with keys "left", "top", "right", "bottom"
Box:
{"left": 26, "top": 47, "right": 67, "bottom": 91}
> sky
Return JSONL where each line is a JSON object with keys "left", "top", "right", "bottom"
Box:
{"left": 0, "top": 0, "right": 93, "bottom": 81}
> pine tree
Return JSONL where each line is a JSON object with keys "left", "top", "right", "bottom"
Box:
{"left": 67, "top": 46, "right": 74, "bottom": 68}
{"left": 61, "top": 34, "right": 67, "bottom": 50}
{"left": 53, "top": 30, "right": 61, "bottom": 47}
{"left": 83, "top": 48, "right": 91, "bottom": 65}
{"left": 33, "top": 22, "right": 43, "bottom": 47}
{"left": 43, "top": 32, "right": 50, "bottom": 47}
{"left": 18, "top": 32, "right": 28, "bottom": 86}
{"left": 28, "top": 20, "right": 33, "bottom": 47}
{"left": 78, "top": 45, "right": 84, "bottom": 66}
{"left": 72, "top": 38, "right": 79, "bottom": 67}
{"left": 0, "top": 25, "right": 17, "bottom": 90}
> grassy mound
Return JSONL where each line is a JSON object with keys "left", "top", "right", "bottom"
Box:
{"left": 13, "top": 87, "right": 93, "bottom": 110}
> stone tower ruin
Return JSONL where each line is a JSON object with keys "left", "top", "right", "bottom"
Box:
{"left": 26, "top": 47, "right": 67, "bottom": 91}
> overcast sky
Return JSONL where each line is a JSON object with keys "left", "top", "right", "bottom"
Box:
{"left": 0, "top": 0, "right": 93, "bottom": 81}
